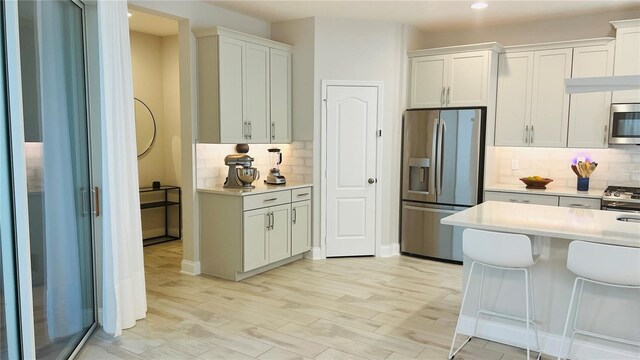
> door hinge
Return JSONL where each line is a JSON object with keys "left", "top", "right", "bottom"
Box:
{"left": 377, "top": 129, "right": 382, "bottom": 137}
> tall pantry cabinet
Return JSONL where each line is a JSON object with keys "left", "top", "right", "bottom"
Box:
{"left": 196, "top": 27, "right": 292, "bottom": 144}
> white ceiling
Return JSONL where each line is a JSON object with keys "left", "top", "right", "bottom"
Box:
{"left": 209, "top": 0, "right": 640, "bottom": 32}
{"left": 128, "top": 8, "right": 179, "bottom": 37}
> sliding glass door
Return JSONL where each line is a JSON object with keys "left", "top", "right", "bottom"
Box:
{"left": 16, "top": 0, "right": 97, "bottom": 358}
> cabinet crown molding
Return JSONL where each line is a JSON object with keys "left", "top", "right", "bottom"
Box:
{"left": 610, "top": 18, "right": 640, "bottom": 29}
{"left": 194, "top": 26, "right": 293, "bottom": 51}
{"left": 502, "top": 37, "right": 615, "bottom": 53}
{"left": 408, "top": 42, "right": 503, "bottom": 57}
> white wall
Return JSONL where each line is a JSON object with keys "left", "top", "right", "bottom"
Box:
{"left": 420, "top": 8, "right": 640, "bottom": 48}
{"left": 313, "top": 18, "right": 406, "bottom": 248}
{"left": 162, "top": 35, "right": 181, "bottom": 186}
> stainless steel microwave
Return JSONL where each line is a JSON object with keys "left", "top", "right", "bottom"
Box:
{"left": 609, "top": 103, "right": 640, "bottom": 145}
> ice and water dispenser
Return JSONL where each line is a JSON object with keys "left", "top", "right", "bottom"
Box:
{"left": 407, "top": 157, "right": 430, "bottom": 193}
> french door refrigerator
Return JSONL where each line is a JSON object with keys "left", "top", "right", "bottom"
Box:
{"left": 401, "top": 108, "right": 485, "bottom": 262}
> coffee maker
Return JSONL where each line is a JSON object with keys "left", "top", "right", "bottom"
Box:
{"left": 224, "top": 154, "right": 260, "bottom": 189}
{"left": 265, "top": 148, "right": 286, "bottom": 185}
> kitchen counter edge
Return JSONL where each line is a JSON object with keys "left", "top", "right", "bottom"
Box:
{"left": 197, "top": 183, "right": 314, "bottom": 196}
{"left": 484, "top": 184, "right": 604, "bottom": 198}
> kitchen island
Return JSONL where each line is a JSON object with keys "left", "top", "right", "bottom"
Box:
{"left": 441, "top": 201, "right": 640, "bottom": 359}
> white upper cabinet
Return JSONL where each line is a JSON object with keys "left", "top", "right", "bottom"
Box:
{"left": 408, "top": 44, "right": 501, "bottom": 108}
{"left": 197, "top": 27, "right": 293, "bottom": 144}
{"left": 270, "top": 48, "right": 292, "bottom": 143}
{"left": 495, "top": 38, "right": 614, "bottom": 148}
{"left": 495, "top": 52, "right": 534, "bottom": 147}
{"left": 529, "top": 48, "right": 572, "bottom": 147}
{"left": 568, "top": 43, "right": 615, "bottom": 148}
{"left": 611, "top": 20, "right": 640, "bottom": 103}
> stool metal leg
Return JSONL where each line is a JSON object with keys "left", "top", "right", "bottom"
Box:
{"left": 449, "top": 261, "right": 478, "bottom": 359}
{"left": 524, "top": 268, "right": 531, "bottom": 359}
{"left": 558, "top": 278, "right": 581, "bottom": 360}
{"left": 473, "top": 264, "right": 486, "bottom": 337}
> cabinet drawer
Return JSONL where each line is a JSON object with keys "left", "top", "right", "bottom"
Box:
{"left": 558, "top": 196, "right": 601, "bottom": 210}
{"left": 484, "top": 191, "right": 559, "bottom": 206}
{"left": 292, "top": 187, "right": 312, "bottom": 202}
{"left": 243, "top": 190, "right": 291, "bottom": 210}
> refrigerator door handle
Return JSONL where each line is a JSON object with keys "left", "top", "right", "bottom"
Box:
{"left": 432, "top": 119, "right": 440, "bottom": 196}
{"left": 437, "top": 120, "right": 445, "bottom": 196}
{"left": 404, "top": 205, "right": 457, "bottom": 215}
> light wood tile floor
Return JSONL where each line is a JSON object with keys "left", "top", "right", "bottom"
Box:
{"left": 78, "top": 240, "right": 553, "bottom": 359}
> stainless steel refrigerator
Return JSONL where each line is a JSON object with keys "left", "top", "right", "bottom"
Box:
{"left": 401, "top": 108, "right": 485, "bottom": 262}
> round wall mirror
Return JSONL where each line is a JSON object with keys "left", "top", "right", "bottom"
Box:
{"left": 134, "top": 97, "right": 156, "bottom": 158}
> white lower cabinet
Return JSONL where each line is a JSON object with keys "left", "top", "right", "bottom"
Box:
{"left": 200, "top": 186, "right": 312, "bottom": 281}
{"left": 484, "top": 191, "right": 559, "bottom": 206}
{"left": 291, "top": 200, "right": 311, "bottom": 255}
{"left": 558, "top": 196, "right": 601, "bottom": 209}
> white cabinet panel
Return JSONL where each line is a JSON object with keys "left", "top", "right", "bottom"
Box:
{"left": 218, "top": 36, "right": 246, "bottom": 143}
{"left": 484, "top": 191, "right": 559, "bottom": 206}
{"left": 495, "top": 52, "right": 534, "bottom": 147}
{"left": 270, "top": 48, "right": 292, "bottom": 143}
{"left": 448, "top": 51, "right": 488, "bottom": 107}
{"left": 243, "top": 208, "right": 269, "bottom": 272}
{"left": 291, "top": 200, "right": 311, "bottom": 255}
{"left": 558, "top": 196, "right": 601, "bottom": 210}
{"left": 244, "top": 43, "right": 270, "bottom": 143}
{"left": 268, "top": 204, "right": 291, "bottom": 263}
{"left": 612, "top": 26, "right": 640, "bottom": 103}
{"left": 568, "top": 44, "right": 614, "bottom": 148}
{"left": 410, "top": 55, "right": 446, "bottom": 108}
{"left": 530, "top": 48, "right": 572, "bottom": 147}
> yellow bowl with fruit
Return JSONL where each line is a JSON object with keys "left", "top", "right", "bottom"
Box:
{"left": 519, "top": 176, "right": 553, "bottom": 189}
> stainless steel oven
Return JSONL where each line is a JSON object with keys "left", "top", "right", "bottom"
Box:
{"left": 609, "top": 103, "right": 640, "bottom": 145}
{"left": 601, "top": 186, "right": 640, "bottom": 213}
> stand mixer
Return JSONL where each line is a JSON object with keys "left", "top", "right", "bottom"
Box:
{"left": 223, "top": 154, "right": 260, "bottom": 189}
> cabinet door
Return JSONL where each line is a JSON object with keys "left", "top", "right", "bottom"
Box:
{"left": 612, "top": 26, "right": 640, "bottom": 103}
{"left": 268, "top": 204, "right": 291, "bottom": 263}
{"left": 244, "top": 42, "right": 270, "bottom": 143}
{"left": 243, "top": 208, "right": 269, "bottom": 272}
{"left": 291, "top": 200, "right": 311, "bottom": 255}
{"left": 270, "top": 48, "right": 292, "bottom": 143}
{"left": 568, "top": 44, "right": 614, "bottom": 148}
{"left": 529, "top": 48, "right": 572, "bottom": 147}
{"left": 218, "top": 36, "right": 246, "bottom": 144}
{"left": 410, "top": 55, "right": 446, "bottom": 108}
{"left": 558, "top": 196, "right": 601, "bottom": 210}
{"left": 495, "top": 52, "right": 534, "bottom": 147}
{"left": 447, "top": 51, "right": 488, "bottom": 107}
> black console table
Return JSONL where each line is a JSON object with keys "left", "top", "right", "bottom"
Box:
{"left": 139, "top": 186, "right": 181, "bottom": 246}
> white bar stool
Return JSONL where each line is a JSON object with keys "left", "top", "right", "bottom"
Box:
{"left": 558, "top": 241, "right": 640, "bottom": 360}
{"left": 449, "top": 228, "right": 542, "bottom": 360}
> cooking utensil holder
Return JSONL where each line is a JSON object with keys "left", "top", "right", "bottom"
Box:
{"left": 577, "top": 177, "right": 589, "bottom": 192}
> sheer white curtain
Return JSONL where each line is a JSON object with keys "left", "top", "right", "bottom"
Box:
{"left": 97, "top": 0, "right": 146, "bottom": 336}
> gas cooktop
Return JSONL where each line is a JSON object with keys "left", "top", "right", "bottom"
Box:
{"left": 602, "top": 186, "right": 640, "bottom": 204}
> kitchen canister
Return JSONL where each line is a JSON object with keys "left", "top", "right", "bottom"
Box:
{"left": 577, "top": 177, "right": 589, "bottom": 191}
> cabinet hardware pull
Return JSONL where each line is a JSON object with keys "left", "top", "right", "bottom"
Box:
{"left": 271, "top": 122, "right": 276, "bottom": 140}
{"left": 446, "top": 87, "right": 450, "bottom": 105}
{"left": 270, "top": 212, "right": 274, "bottom": 230}
{"left": 264, "top": 198, "right": 278, "bottom": 202}
{"left": 292, "top": 208, "right": 297, "bottom": 224}
{"left": 569, "top": 204, "right": 590, "bottom": 208}
{"left": 509, "top": 199, "right": 530, "bottom": 203}
{"left": 248, "top": 121, "right": 252, "bottom": 140}
{"left": 530, "top": 125, "right": 534, "bottom": 144}
{"left": 243, "top": 121, "right": 247, "bottom": 139}
{"left": 92, "top": 186, "right": 100, "bottom": 217}
{"left": 524, "top": 125, "right": 529, "bottom": 143}
{"left": 604, "top": 125, "right": 608, "bottom": 144}
{"left": 441, "top": 87, "right": 445, "bottom": 106}
{"left": 297, "top": 193, "right": 309, "bottom": 197}
{"left": 266, "top": 213, "right": 270, "bottom": 230}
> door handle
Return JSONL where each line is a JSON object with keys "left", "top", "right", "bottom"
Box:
{"left": 509, "top": 199, "right": 530, "bottom": 203}
{"left": 604, "top": 125, "right": 608, "bottom": 144}
{"left": 431, "top": 120, "right": 438, "bottom": 195}
{"left": 271, "top": 122, "right": 276, "bottom": 140}
{"left": 243, "top": 121, "right": 248, "bottom": 139}
{"left": 437, "top": 121, "right": 445, "bottom": 196}
{"left": 446, "top": 87, "right": 450, "bottom": 105}
{"left": 266, "top": 213, "right": 271, "bottom": 230}
{"left": 368, "top": 178, "right": 376, "bottom": 184}
{"left": 292, "top": 208, "right": 297, "bottom": 224}
{"left": 524, "top": 125, "right": 529, "bottom": 144}
{"left": 530, "top": 125, "right": 534, "bottom": 144}
{"left": 263, "top": 198, "right": 278, "bottom": 202}
{"left": 440, "top": 87, "right": 445, "bottom": 106}
{"left": 270, "top": 212, "right": 274, "bottom": 230}
{"left": 92, "top": 186, "right": 100, "bottom": 217}
{"left": 248, "top": 121, "right": 252, "bottom": 140}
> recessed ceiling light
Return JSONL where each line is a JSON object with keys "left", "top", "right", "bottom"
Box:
{"left": 127, "top": 12, "right": 133, "bottom": 17}
{"left": 470, "top": 2, "right": 488, "bottom": 9}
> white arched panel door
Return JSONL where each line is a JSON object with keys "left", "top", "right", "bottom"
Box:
{"left": 325, "top": 85, "right": 378, "bottom": 257}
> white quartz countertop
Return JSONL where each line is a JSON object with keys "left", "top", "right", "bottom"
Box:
{"left": 485, "top": 184, "right": 604, "bottom": 198}
{"left": 198, "top": 181, "right": 313, "bottom": 196}
{"left": 441, "top": 201, "right": 640, "bottom": 248}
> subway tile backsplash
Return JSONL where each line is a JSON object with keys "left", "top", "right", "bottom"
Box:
{"left": 196, "top": 141, "right": 314, "bottom": 188}
{"left": 486, "top": 146, "right": 640, "bottom": 190}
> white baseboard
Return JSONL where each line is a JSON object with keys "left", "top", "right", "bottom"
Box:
{"left": 180, "top": 260, "right": 201, "bottom": 275}
{"left": 377, "top": 243, "right": 400, "bottom": 257}
{"left": 458, "top": 315, "right": 639, "bottom": 359}
{"left": 305, "top": 247, "right": 325, "bottom": 260}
